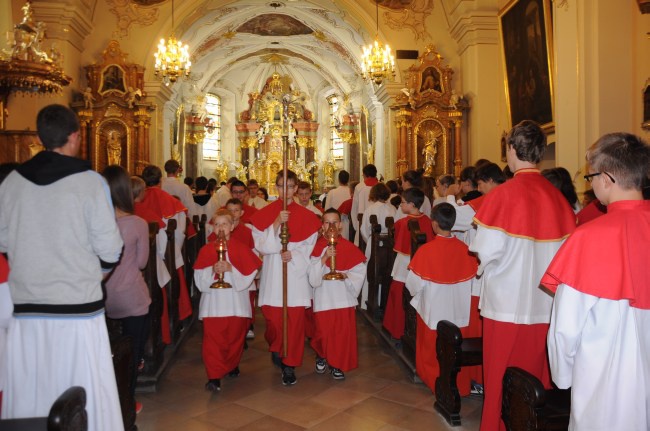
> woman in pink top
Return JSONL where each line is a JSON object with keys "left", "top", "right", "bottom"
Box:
{"left": 103, "top": 165, "right": 150, "bottom": 414}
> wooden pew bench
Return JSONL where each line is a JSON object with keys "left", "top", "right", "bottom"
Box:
{"left": 365, "top": 215, "right": 395, "bottom": 321}
{"left": 401, "top": 218, "right": 428, "bottom": 365}
{"left": 434, "top": 320, "right": 483, "bottom": 426}
{"left": 0, "top": 386, "right": 87, "bottom": 431}
{"left": 502, "top": 367, "right": 571, "bottom": 431}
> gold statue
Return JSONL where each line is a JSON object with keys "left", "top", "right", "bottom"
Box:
{"left": 107, "top": 131, "right": 121, "bottom": 166}
{"left": 422, "top": 130, "right": 438, "bottom": 176}
{"left": 210, "top": 230, "right": 232, "bottom": 289}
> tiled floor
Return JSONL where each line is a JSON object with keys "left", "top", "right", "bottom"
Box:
{"left": 135, "top": 312, "right": 482, "bottom": 431}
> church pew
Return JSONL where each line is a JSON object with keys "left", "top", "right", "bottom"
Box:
{"left": 401, "top": 218, "right": 428, "bottom": 365}
{"left": 502, "top": 367, "right": 571, "bottom": 431}
{"left": 183, "top": 215, "right": 199, "bottom": 298}
{"left": 434, "top": 320, "right": 483, "bottom": 426}
{"left": 164, "top": 219, "right": 182, "bottom": 346}
{"left": 357, "top": 213, "right": 366, "bottom": 252}
{"left": 141, "top": 221, "right": 165, "bottom": 376}
{"left": 382, "top": 217, "right": 395, "bottom": 313}
{"left": 0, "top": 386, "right": 88, "bottom": 431}
{"left": 366, "top": 215, "right": 395, "bottom": 321}
{"left": 111, "top": 335, "right": 136, "bottom": 431}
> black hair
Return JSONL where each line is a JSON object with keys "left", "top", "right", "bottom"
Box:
{"left": 362, "top": 164, "right": 377, "bottom": 178}
{"left": 141, "top": 165, "right": 162, "bottom": 187}
{"left": 475, "top": 163, "right": 506, "bottom": 185}
{"left": 36, "top": 104, "right": 80, "bottom": 150}
{"left": 402, "top": 187, "right": 425, "bottom": 209}
{"left": 338, "top": 170, "right": 350, "bottom": 185}
{"left": 195, "top": 176, "right": 208, "bottom": 191}
{"left": 431, "top": 202, "right": 456, "bottom": 231}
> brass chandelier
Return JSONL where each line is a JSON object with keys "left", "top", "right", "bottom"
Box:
{"left": 154, "top": 0, "right": 191, "bottom": 86}
{"left": 360, "top": 0, "right": 395, "bottom": 86}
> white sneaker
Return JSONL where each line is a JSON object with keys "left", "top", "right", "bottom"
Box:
{"left": 315, "top": 357, "right": 327, "bottom": 374}
{"left": 246, "top": 329, "right": 255, "bottom": 339}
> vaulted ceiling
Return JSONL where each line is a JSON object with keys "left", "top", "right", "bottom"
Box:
{"left": 152, "top": 0, "right": 413, "bottom": 110}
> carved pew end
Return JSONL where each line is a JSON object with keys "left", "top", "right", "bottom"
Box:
{"left": 434, "top": 320, "right": 483, "bottom": 426}
{"left": 0, "top": 386, "right": 88, "bottom": 431}
{"left": 502, "top": 367, "right": 571, "bottom": 431}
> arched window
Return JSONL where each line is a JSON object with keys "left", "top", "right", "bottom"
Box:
{"left": 327, "top": 94, "right": 344, "bottom": 159}
{"left": 202, "top": 94, "right": 221, "bottom": 160}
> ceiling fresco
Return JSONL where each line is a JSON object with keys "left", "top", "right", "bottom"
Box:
{"left": 236, "top": 14, "right": 314, "bottom": 36}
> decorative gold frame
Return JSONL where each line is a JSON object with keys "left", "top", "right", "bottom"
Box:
{"left": 413, "top": 118, "right": 447, "bottom": 175}
{"left": 99, "top": 64, "right": 127, "bottom": 95}
{"left": 499, "top": 0, "right": 555, "bottom": 131}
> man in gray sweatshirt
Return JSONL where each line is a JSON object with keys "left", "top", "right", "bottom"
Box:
{"left": 0, "top": 104, "right": 125, "bottom": 430}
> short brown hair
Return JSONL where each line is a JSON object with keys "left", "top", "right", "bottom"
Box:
{"left": 164, "top": 159, "right": 180, "bottom": 174}
{"left": 507, "top": 120, "right": 546, "bottom": 164}
{"left": 369, "top": 183, "right": 390, "bottom": 202}
{"left": 275, "top": 169, "right": 298, "bottom": 186}
{"left": 587, "top": 133, "right": 650, "bottom": 190}
{"left": 297, "top": 181, "right": 312, "bottom": 191}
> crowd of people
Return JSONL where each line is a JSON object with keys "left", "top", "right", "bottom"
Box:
{"left": 0, "top": 104, "right": 648, "bottom": 431}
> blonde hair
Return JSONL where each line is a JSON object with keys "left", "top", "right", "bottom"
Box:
{"left": 130, "top": 176, "right": 146, "bottom": 201}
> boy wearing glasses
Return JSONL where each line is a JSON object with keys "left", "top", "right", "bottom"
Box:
{"left": 542, "top": 133, "right": 650, "bottom": 430}
{"left": 469, "top": 120, "right": 576, "bottom": 431}
{"left": 382, "top": 188, "right": 434, "bottom": 340}
{"left": 229, "top": 180, "right": 258, "bottom": 223}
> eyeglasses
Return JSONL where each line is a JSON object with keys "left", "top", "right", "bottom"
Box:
{"left": 584, "top": 172, "right": 616, "bottom": 183}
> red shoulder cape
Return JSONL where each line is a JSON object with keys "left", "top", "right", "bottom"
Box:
{"left": 0, "top": 254, "right": 8, "bottom": 283}
{"left": 394, "top": 214, "right": 434, "bottom": 255}
{"left": 207, "top": 223, "right": 254, "bottom": 249}
{"left": 467, "top": 194, "right": 485, "bottom": 213}
{"left": 241, "top": 203, "right": 258, "bottom": 224}
{"left": 248, "top": 200, "right": 321, "bottom": 243}
{"left": 473, "top": 169, "right": 576, "bottom": 240}
{"left": 364, "top": 177, "right": 379, "bottom": 187}
{"left": 337, "top": 198, "right": 352, "bottom": 215}
{"left": 576, "top": 199, "right": 607, "bottom": 226}
{"left": 541, "top": 200, "right": 650, "bottom": 309}
{"left": 409, "top": 236, "right": 478, "bottom": 284}
{"left": 140, "top": 187, "right": 187, "bottom": 220}
{"left": 311, "top": 235, "right": 366, "bottom": 270}
{"left": 134, "top": 203, "right": 165, "bottom": 229}
{"left": 194, "top": 237, "right": 262, "bottom": 276}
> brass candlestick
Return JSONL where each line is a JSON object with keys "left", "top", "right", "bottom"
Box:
{"left": 323, "top": 225, "right": 347, "bottom": 281}
{"left": 210, "top": 230, "right": 232, "bottom": 289}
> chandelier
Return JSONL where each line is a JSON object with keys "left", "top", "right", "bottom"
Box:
{"left": 360, "top": 1, "right": 395, "bottom": 86}
{"left": 154, "top": 0, "right": 191, "bottom": 86}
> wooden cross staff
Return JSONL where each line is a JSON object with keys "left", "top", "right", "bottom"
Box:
{"left": 280, "top": 96, "right": 291, "bottom": 358}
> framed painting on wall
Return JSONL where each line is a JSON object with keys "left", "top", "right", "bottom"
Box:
{"left": 499, "top": 0, "right": 554, "bottom": 131}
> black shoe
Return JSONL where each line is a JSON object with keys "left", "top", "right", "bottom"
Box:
{"left": 205, "top": 379, "right": 221, "bottom": 392}
{"left": 228, "top": 366, "right": 240, "bottom": 377}
{"left": 282, "top": 366, "right": 297, "bottom": 386}
{"left": 331, "top": 368, "right": 345, "bottom": 380}
{"left": 271, "top": 352, "right": 282, "bottom": 368}
{"left": 315, "top": 357, "right": 327, "bottom": 374}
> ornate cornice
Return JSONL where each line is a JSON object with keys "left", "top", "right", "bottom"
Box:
{"left": 448, "top": 13, "right": 499, "bottom": 54}
{"left": 31, "top": 1, "right": 93, "bottom": 51}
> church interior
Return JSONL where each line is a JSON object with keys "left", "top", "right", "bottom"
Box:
{"left": 0, "top": 1, "right": 649, "bottom": 430}
{"left": 0, "top": 0, "right": 647, "bottom": 191}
